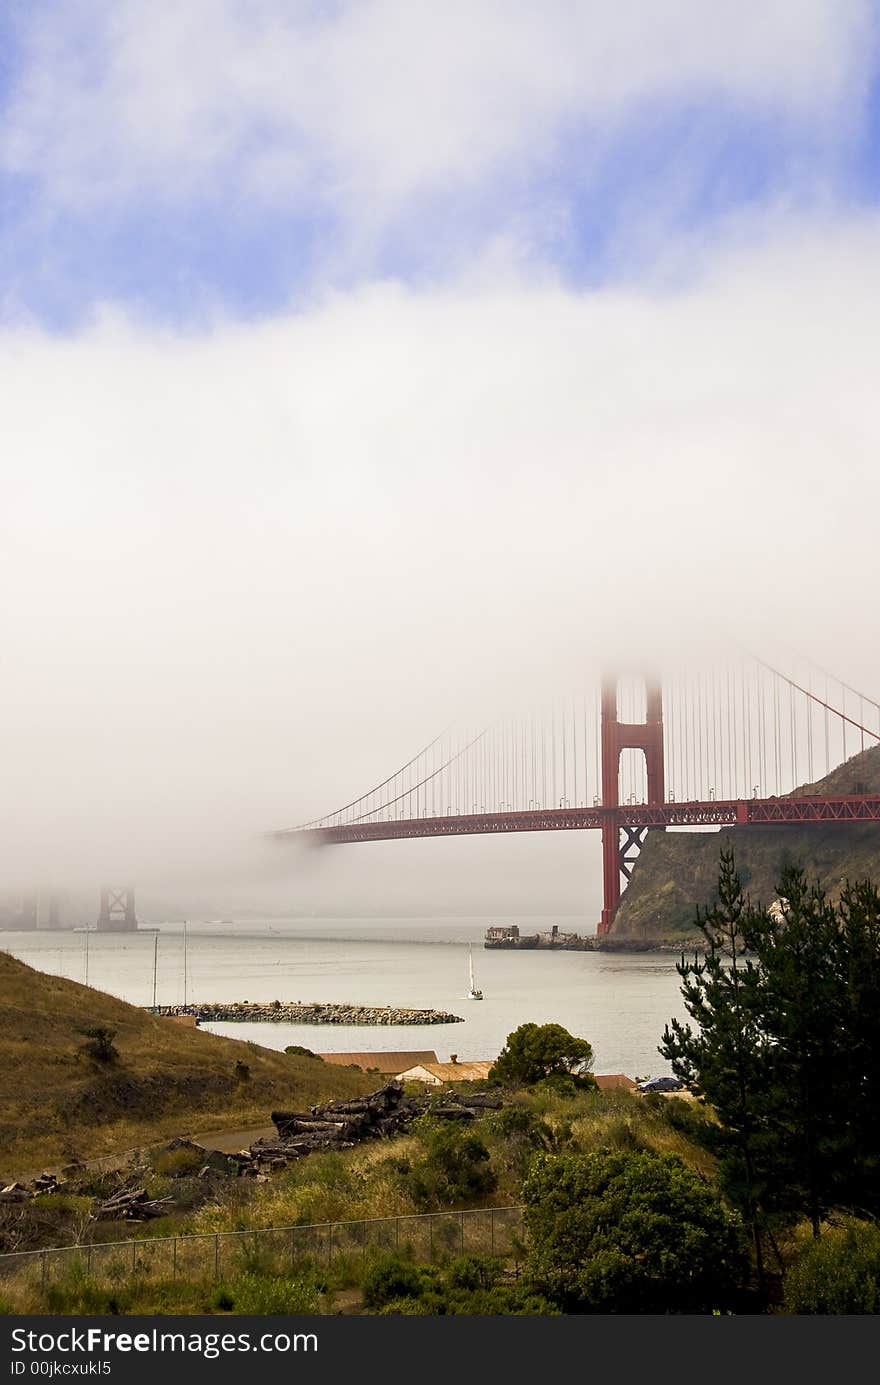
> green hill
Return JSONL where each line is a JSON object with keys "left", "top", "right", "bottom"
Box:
{"left": 0, "top": 952, "right": 371, "bottom": 1172}
{"left": 605, "top": 742, "right": 880, "bottom": 948}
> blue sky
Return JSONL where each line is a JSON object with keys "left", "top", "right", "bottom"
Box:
{"left": 1, "top": 1, "right": 879, "bottom": 326}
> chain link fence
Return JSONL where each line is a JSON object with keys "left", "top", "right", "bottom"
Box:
{"left": 0, "top": 1205, "right": 523, "bottom": 1302}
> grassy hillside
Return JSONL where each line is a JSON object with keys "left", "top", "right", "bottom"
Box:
{"left": 0, "top": 1083, "right": 721, "bottom": 1314}
{"left": 0, "top": 952, "right": 371, "bottom": 1172}
{"left": 607, "top": 742, "right": 880, "bottom": 946}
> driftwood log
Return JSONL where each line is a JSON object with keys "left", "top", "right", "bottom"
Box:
{"left": 93, "top": 1187, "right": 174, "bottom": 1221}
{"left": 426, "top": 1105, "right": 477, "bottom": 1120}
{"left": 0, "top": 1184, "right": 32, "bottom": 1204}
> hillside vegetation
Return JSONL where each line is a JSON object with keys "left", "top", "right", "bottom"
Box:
{"left": 0, "top": 952, "right": 371, "bottom": 1172}
{"left": 0, "top": 1081, "right": 721, "bottom": 1315}
{"left": 608, "top": 742, "right": 880, "bottom": 945}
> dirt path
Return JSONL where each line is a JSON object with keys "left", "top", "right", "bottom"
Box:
{"left": 10, "top": 1122, "right": 277, "bottom": 1185}
{"left": 191, "top": 1123, "right": 275, "bottom": 1153}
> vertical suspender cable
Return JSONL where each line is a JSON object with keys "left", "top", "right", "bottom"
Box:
{"left": 773, "top": 671, "right": 781, "bottom": 796}
{"left": 824, "top": 677, "right": 830, "bottom": 778}
{"left": 806, "top": 666, "right": 814, "bottom": 785}
{"left": 562, "top": 699, "right": 567, "bottom": 807}
{"left": 594, "top": 682, "right": 600, "bottom": 804}
{"left": 860, "top": 697, "right": 865, "bottom": 754}
{"left": 715, "top": 664, "right": 720, "bottom": 797}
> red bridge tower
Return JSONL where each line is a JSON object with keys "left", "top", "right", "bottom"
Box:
{"left": 598, "top": 674, "right": 665, "bottom": 935}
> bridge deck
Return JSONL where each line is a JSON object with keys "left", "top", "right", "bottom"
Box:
{"left": 274, "top": 795, "right": 880, "bottom": 845}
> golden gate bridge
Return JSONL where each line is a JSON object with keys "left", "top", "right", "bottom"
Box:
{"left": 273, "top": 651, "right": 880, "bottom": 934}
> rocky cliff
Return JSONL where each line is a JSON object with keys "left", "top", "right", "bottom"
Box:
{"left": 603, "top": 742, "right": 880, "bottom": 949}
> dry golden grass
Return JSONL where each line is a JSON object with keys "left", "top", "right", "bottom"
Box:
{"left": 0, "top": 951, "right": 372, "bottom": 1174}
{"left": 187, "top": 1086, "right": 719, "bottom": 1238}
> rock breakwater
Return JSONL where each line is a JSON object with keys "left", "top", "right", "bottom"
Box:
{"left": 151, "top": 1001, "right": 464, "bottom": 1026}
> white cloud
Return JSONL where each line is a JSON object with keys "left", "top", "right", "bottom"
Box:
{"left": 1, "top": 215, "right": 879, "bottom": 912}
{"left": 3, "top": 0, "right": 874, "bottom": 220}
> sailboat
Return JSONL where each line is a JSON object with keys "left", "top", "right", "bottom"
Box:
{"left": 467, "top": 944, "right": 483, "bottom": 1000}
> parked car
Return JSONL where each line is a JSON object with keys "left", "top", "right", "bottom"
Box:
{"left": 636, "top": 1075, "right": 684, "bottom": 1093}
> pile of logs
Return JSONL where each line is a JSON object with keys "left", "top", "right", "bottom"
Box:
{"left": 251, "top": 1081, "right": 419, "bottom": 1166}
{"left": 0, "top": 1182, "right": 33, "bottom": 1204}
{"left": 452, "top": 1092, "right": 503, "bottom": 1109}
{"left": 93, "top": 1187, "right": 174, "bottom": 1221}
{"left": 32, "top": 1172, "right": 61, "bottom": 1194}
{"left": 249, "top": 1080, "right": 509, "bottom": 1168}
{"left": 0, "top": 1172, "right": 64, "bottom": 1203}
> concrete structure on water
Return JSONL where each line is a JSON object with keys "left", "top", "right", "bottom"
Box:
{"left": 96, "top": 887, "right": 138, "bottom": 932}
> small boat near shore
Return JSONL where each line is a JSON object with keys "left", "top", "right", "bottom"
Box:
{"left": 467, "top": 944, "right": 483, "bottom": 1000}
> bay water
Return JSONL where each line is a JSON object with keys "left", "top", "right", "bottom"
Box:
{"left": 2, "top": 917, "right": 692, "bottom": 1081}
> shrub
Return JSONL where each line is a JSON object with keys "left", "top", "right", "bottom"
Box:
{"left": 489, "top": 1105, "right": 553, "bottom": 1179}
{"left": 532, "top": 1073, "right": 583, "bottom": 1099}
{"left": 403, "top": 1120, "right": 497, "bottom": 1210}
{"left": 784, "top": 1218, "right": 880, "bottom": 1314}
{"left": 489, "top": 1023, "right": 594, "bottom": 1087}
{"left": 600, "top": 1116, "right": 646, "bottom": 1152}
{"left": 361, "top": 1251, "right": 440, "bottom": 1309}
{"left": 285, "top": 1045, "right": 321, "bottom": 1059}
{"left": 233, "top": 1060, "right": 250, "bottom": 1083}
{"left": 79, "top": 1027, "right": 118, "bottom": 1063}
{"left": 445, "top": 1254, "right": 503, "bottom": 1293}
{"left": 522, "top": 1148, "right": 747, "bottom": 1314}
{"left": 362, "top": 1251, "right": 555, "bottom": 1315}
{"left": 151, "top": 1146, "right": 205, "bottom": 1178}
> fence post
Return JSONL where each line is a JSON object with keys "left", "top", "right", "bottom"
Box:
{"left": 131, "top": 1242, "right": 136, "bottom": 1275}
{"left": 327, "top": 1224, "right": 333, "bottom": 1267}
{"left": 214, "top": 1235, "right": 220, "bottom": 1280}
{"left": 173, "top": 1238, "right": 178, "bottom": 1278}
{"left": 87, "top": 1246, "right": 93, "bottom": 1276}
{"left": 396, "top": 1217, "right": 400, "bottom": 1249}
{"left": 460, "top": 1212, "right": 464, "bottom": 1254}
{"left": 429, "top": 1217, "right": 433, "bottom": 1260}
{"left": 41, "top": 1251, "right": 48, "bottom": 1294}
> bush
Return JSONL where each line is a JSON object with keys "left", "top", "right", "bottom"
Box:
{"left": 445, "top": 1253, "right": 503, "bottom": 1293}
{"left": 150, "top": 1146, "right": 205, "bottom": 1178}
{"left": 403, "top": 1120, "right": 497, "bottom": 1211}
{"left": 489, "top": 1023, "right": 594, "bottom": 1087}
{"left": 285, "top": 1045, "right": 321, "bottom": 1059}
{"left": 362, "top": 1251, "right": 555, "bottom": 1315}
{"left": 784, "top": 1219, "right": 880, "bottom": 1314}
{"left": 533, "top": 1073, "right": 583, "bottom": 1099}
{"left": 489, "top": 1105, "right": 554, "bottom": 1179}
{"left": 79, "top": 1027, "right": 118, "bottom": 1063}
{"left": 361, "top": 1251, "right": 440, "bottom": 1309}
{"left": 522, "top": 1148, "right": 747, "bottom": 1314}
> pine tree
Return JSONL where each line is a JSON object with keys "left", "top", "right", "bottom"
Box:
{"left": 742, "top": 868, "right": 848, "bottom": 1238}
{"left": 832, "top": 878, "right": 880, "bottom": 1217}
{"left": 662, "top": 851, "right": 880, "bottom": 1254}
{"left": 660, "top": 848, "right": 771, "bottom": 1281}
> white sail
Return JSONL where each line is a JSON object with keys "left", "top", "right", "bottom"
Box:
{"left": 467, "top": 944, "right": 482, "bottom": 998}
